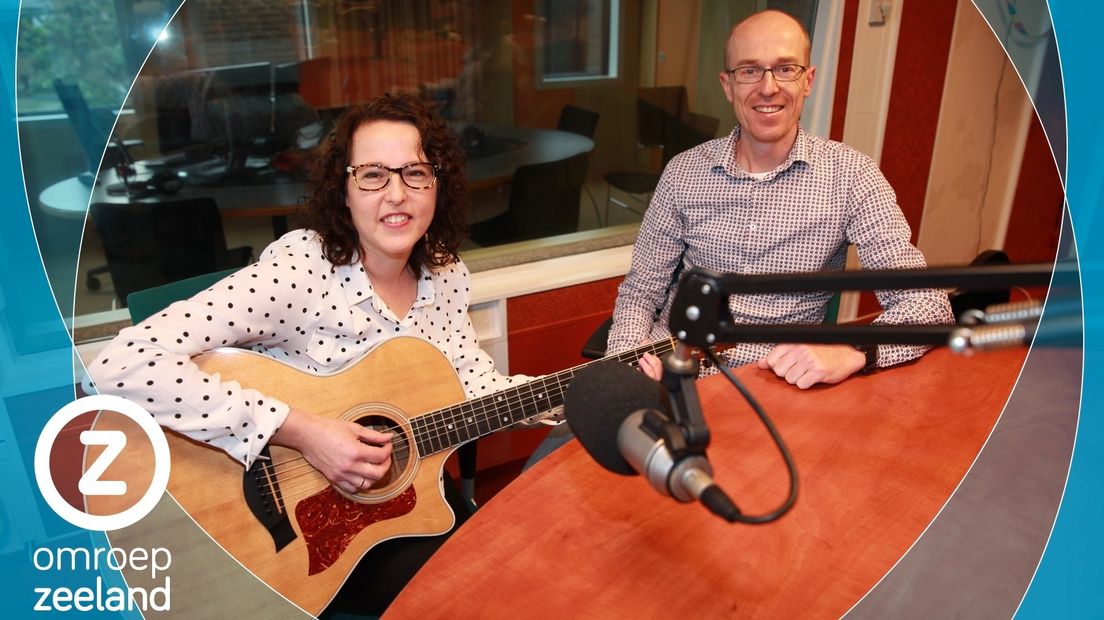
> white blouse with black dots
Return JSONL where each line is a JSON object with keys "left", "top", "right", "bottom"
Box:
{"left": 88, "top": 230, "right": 526, "bottom": 468}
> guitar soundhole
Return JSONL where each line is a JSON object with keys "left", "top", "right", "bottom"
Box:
{"left": 354, "top": 413, "right": 414, "bottom": 500}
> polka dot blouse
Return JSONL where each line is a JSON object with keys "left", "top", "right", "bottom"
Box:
{"left": 88, "top": 230, "right": 526, "bottom": 467}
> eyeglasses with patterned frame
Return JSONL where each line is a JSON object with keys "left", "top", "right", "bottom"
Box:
{"left": 724, "top": 64, "right": 807, "bottom": 84}
{"left": 345, "top": 162, "right": 438, "bottom": 191}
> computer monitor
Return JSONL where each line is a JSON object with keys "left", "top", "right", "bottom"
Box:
{"left": 189, "top": 62, "right": 273, "bottom": 181}
{"left": 53, "top": 79, "right": 116, "bottom": 185}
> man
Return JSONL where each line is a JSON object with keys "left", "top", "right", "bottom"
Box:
{"left": 608, "top": 9, "right": 953, "bottom": 389}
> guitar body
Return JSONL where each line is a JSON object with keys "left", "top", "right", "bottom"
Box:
{"left": 86, "top": 337, "right": 467, "bottom": 615}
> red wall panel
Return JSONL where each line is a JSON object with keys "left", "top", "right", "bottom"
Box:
{"left": 1004, "top": 113, "right": 1064, "bottom": 264}
{"left": 506, "top": 276, "right": 623, "bottom": 375}
{"left": 880, "top": 2, "right": 958, "bottom": 237}
{"left": 829, "top": 0, "right": 860, "bottom": 142}
{"left": 451, "top": 277, "right": 622, "bottom": 479}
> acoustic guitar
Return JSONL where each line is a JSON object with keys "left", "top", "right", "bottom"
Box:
{"left": 85, "top": 336, "right": 676, "bottom": 615}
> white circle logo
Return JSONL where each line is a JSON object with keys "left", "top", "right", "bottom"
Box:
{"left": 34, "top": 395, "right": 171, "bottom": 531}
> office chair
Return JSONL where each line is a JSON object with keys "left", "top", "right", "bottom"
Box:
{"left": 557, "top": 104, "right": 599, "bottom": 139}
{"left": 53, "top": 79, "right": 124, "bottom": 292}
{"left": 556, "top": 104, "right": 601, "bottom": 224}
{"left": 470, "top": 153, "right": 589, "bottom": 245}
{"left": 601, "top": 87, "right": 687, "bottom": 220}
{"left": 949, "top": 249, "right": 1012, "bottom": 318}
{"left": 603, "top": 92, "right": 718, "bottom": 224}
{"left": 90, "top": 197, "right": 253, "bottom": 307}
{"left": 53, "top": 79, "right": 117, "bottom": 180}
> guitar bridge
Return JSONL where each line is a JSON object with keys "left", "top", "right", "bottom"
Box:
{"left": 243, "top": 446, "right": 297, "bottom": 552}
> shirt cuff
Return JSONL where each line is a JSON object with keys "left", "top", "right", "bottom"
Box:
{"left": 239, "top": 398, "right": 292, "bottom": 468}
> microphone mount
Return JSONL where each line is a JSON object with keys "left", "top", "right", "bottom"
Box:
{"left": 658, "top": 344, "right": 709, "bottom": 459}
{"left": 668, "top": 262, "right": 1065, "bottom": 351}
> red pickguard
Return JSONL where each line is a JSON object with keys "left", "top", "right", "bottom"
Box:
{"left": 295, "top": 486, "right": 418, "bottom": 575}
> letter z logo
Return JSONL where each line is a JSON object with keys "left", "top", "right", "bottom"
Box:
{"left": 78, "top": 430, "right": 128, "bottom": 496}
{"left": 35, "top": 395, "right": 170, "bottom": 531}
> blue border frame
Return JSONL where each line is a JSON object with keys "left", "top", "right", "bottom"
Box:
{"left": 0, "top": 1, "right": 1096, "bottom": 617}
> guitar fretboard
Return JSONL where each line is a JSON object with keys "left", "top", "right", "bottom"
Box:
{"left": 411, "top": 338, "right": 677, "bottom": 456}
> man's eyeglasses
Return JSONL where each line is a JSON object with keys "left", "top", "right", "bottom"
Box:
{"left": 346, "top": 162, "right": 438, "bottom": 191}
{"left": 725, "top": 64, "right": 807, "bottom": 84}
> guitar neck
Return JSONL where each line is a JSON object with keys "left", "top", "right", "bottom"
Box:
{"left": 412, "top": 338, "right": 677, "bottom": 457}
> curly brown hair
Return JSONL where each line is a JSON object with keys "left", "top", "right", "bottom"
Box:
{"left": 301, "top": 94, "right": 468, "bottom": 271}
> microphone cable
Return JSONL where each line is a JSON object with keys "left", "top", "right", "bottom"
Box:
{"left": 704, "top": 347, "right": 799, "bottom": 524}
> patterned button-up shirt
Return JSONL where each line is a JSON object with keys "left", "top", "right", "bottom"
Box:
{"left": 608, "top": 126, "right": 953, "bottom": 369}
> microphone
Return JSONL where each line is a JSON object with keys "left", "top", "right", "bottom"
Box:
{"left": 959, "top": 299, "right": 1043, "bottom": 326}
{"left": 948, "top": 320, "right": 1037, "bottom": 354}
{"left": 564, "top": 361, "right": 740, "bottom": 521}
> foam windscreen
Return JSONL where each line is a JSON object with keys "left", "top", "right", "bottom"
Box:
{"left": 563, "top": 360, "right": 672, "bottom": 475}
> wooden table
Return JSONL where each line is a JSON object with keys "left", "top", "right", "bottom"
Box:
{"left": 384, "top": 347, "right": 1029, "bottom": 619}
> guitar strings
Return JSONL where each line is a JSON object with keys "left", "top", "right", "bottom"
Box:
{"left": 259, "top": 337, "right": 675, "bottom": 473}
{"left": 257, "top": 441, "right": 416, "bottom": 502}
{"left": 256, "top": 457, "right": 411, "bottom": 504}
{"left": 249, "top": 338, "right": 679, "bottom": 501}
{"left": 248, "top": 338, "right": 679, "bottom": 503}
{"left": 247, "top": 367, "right": 597, "bottom": 501}
{"left": 257, "top": 337, "right": 674, "bottom": 474}
{"left": 358, "top": 337, "right": 676, "bottom": 447}
{"left": 405, "top": 337, "right": 676, "bottom": 448}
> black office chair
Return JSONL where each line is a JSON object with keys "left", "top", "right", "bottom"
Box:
{"left": 90, "top": 197, "right": 253, "bottom": 307}
{"left": 601, "top": 87, "right": 687, "bottom": 219}
{"left": 470, "top": 153, "right": 589, "bottom": 245}
{"left": 556, "top": 104, "right": 601, "bottom": 225}
{"left": 54, "top": 79, "right": 126, "bottom": 292}
{"left": 949, "top": 249, "right": 1012, "bottom": 318}
{"left": 557, "top": 104, "right": 599, "bottom": 139}
{"left": 603, "top": 90, "right": 718, "bottom": 224}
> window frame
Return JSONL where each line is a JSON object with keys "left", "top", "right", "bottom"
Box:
{"left": 534, "top": 0, "right": 621, "bottom": 88}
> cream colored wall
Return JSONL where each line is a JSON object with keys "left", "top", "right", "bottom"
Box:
{"left": 656, "top": 0, "right": 701, "bottom": 102}
{"left": 837, "top": 0, "right": 906, "bottom": 320}
{"left": 916, "top": 0, "right": 1032, "bottom": 266}
{"left": 640, "top": 0, "right": 658, "bottom": 88}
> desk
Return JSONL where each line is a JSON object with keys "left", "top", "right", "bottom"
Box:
{"left": 38, "top": 166, "right": 306, "bottom": 239}
{"left": 38, "top": 127, "right": 593, "bottom": 233}
{"left": 384, "top": 347, "right": 1035, "bottom": 619}
{"left": 463, "top": 125, "right": 593, "bottom": 191}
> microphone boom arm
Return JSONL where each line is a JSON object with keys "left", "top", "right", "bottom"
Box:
{"left": 669, "top": 263, "right": 1060, "bottom": 350}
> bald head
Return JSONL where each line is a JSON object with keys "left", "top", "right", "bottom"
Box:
{"left": 718, "top": 9, "right": 816, "bottom": 171}
{"left": 725, "top": 10, "right": 811, "bottom": 68}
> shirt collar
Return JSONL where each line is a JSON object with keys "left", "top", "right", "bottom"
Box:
{"left": 412, "top": 266, "right": 436, "bottom": 309}
{"left": 341, "top": 262, "right": 437, "bottom": 314}
{"left": 716, "top": 125, "right": 813, "bottom": 179}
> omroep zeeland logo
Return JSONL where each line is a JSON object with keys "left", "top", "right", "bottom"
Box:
{"left": 34, "top": 394, "right": 170, "bottom": 531}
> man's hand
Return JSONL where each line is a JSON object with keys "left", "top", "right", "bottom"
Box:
{"left": 272, "top": 408, "right": 393, "bottom": 493}
{"left": 757, "top": 344, "right": 867, "bottom": 389}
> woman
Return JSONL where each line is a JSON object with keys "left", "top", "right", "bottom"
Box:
{"left": 89, "top": 94, "right": 528, "bottom": 614}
